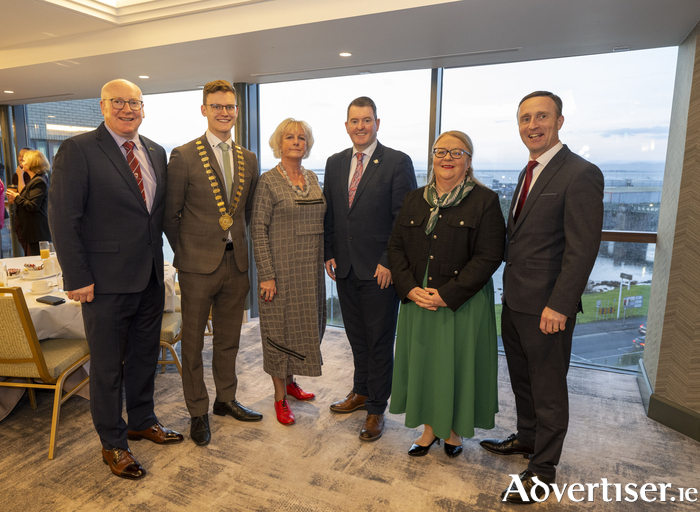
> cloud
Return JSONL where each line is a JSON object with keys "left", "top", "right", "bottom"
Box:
{"left": 599, "top": 126, "right": 669, "bottom": 138}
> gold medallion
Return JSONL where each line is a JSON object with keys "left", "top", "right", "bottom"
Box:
{"left": 219, "top": 214, "right": 234, "bottom": 230}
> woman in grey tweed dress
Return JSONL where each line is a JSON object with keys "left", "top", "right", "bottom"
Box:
{"left": 251, "top": 118, "right": 326, "bottom": 425}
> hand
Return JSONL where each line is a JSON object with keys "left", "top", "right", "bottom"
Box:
{"left": 6, "top": 189, "right": 17, "bottom": 204}
{"left": 540, "top": 306, "right": 567, "bottom": 335}
{"left": 324, "top": 259, "right": 337, "bottom": 281}
{"left": 374, "top": 264, "right": 393, "bottom": 289}
{"left": 66, "top": 284, "right": 95, "bottom": 303}
{"left": 407, "top": 287, "right": 446, "bottom": 310}
{"left": 260, "top": 279, "right": 276, "bottom": 302}
{"left": 423, "top": 288, "right": 447, "bottom": 308}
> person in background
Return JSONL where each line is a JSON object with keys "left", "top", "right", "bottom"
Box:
{"left": 0, "top": 164, "right": 6, "bottom": 258}
{"left": 10, "top": 147, "right": 32, "bottom": 253}
{"left": 49, "top": 79, "right": 182, "bottom": 481}
{"left": 388, "top": 130, "right": 505, "bottom": 458}
{"left": 6, "top": 150, "right": 52, "bottom": 256}
{"left": 323, "top": 96, "right": 417, "bottom": 442}
{"left": 251, "top": 118, "right": 326, "bottom": 426}
{"left": 480, "top": 91, "right": 604, "bottom": 504}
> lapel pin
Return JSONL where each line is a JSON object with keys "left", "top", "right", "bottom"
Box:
{"left": 373, "top": 159, "right": 379, "bottom": 164}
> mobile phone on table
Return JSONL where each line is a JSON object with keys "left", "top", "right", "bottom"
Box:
{"left": 36, "top": 295, "right": 66, "bottom": 305}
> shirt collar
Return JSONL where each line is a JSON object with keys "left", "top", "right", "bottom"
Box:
{"left": 353, "top": 139, "right": 378, "bottom": 161}
{"left": 206, "top": 129, "right": 233, "bottom": 148}
{"left": 105, "top": 124, "right": 140, "bottom": 149}
{"left": 531, "top": 141, "right": 563, "bottom": 169}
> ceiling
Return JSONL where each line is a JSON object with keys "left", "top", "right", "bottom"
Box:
{"left": 1, "top": 0, "right": 699, "bottom": 105}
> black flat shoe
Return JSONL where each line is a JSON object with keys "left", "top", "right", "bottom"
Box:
{"left": 408, "top": 436, "right": 440, "bottom": 456}
{"left": 444, "top": 440, "right": 463, "bottom": 458}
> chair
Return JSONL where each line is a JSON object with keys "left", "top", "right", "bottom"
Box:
{"left": 0, "top": 287, "right": 90, "bottom": 460}
{"left": 158, "top": 295, "right": 183, "bottom": 375}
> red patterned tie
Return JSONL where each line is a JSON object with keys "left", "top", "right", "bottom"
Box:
{"left": 348, "top": 152, "right": 364, "bottom": 207}
{"left": 123, "top": 141, "right": 146, "bottom": 204}
{"left": 514, "top": 160, "right": 538, "bottom": 222}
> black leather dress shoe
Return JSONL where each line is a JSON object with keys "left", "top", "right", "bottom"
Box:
{"left": 190, "top": 414, "right": 211, "bottom": 446}
{"left": 213, "top": 399, "right": 263, "bottom": 422}
{"left": 408, "top": 436, "right": 440, "bottom": 457}
{"left": 480, "top": 433, "right": 533, "bottom": 458}
{"left": 501, "top": 469, "right": 554, "bottom": 504}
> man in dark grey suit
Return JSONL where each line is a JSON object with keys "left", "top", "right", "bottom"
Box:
{"left": 480, "top": 91, "right": 604, "bottom": 504}
{"left": 164, "top": 80, "right": 261, "bottom": 447}
{"left": 49, "top": 79, "right": 183, "bottom": 481}
{"left": 324, "top": 96, "right": 417, "bottom": 441}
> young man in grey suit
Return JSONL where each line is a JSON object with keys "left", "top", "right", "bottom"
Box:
{"left": 480, "top": 91, "right": 604, "bottom": 504}
{"left": 164, "top": 80, "right": 261, "bottom": 447}
{"left": 324, "top": 96, "right": 417, "bottom": 441}
{"left": 49, "top": 79, "right": 183, "bottom": 480}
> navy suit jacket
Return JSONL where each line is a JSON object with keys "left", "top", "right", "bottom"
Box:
{"left": 503, "top": 144, "right": 604, "bottom": 318}
{"left": 323, "top": 141, "right": 416, "bottom": 280}
{"left": 48, "top": 122, "right": 167, "bottom": 295}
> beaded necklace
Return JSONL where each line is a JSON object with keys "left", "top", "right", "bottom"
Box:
{"left": 278, "top": 162, "right": 310, "bottom": 197}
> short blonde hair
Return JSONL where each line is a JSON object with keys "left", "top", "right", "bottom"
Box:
{"left": 269, "top": 118, "right": 314, "bottom": 159}
{"left": 22, "top": 150, "right": 50, "bottom": 175}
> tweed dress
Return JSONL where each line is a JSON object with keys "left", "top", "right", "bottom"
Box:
{"left": 251, "top": 167, "right": 326, "bottom": 378}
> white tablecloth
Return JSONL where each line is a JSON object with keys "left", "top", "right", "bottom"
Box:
{"left": 1, "top": 256, "right": 177, "bottom": 339}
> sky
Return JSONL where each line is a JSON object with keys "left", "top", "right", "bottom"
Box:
{"left": 139, "top": 46, "right": 678, "bottom": 174}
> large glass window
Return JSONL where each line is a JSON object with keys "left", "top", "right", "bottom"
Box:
{"left": 260, "top": 69, "right": 432, "bottom": 326}
{"left": 442, "top": 47, "right": 677, "bottom": 371}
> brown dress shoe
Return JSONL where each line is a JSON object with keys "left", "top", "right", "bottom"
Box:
{"left": 128, "top": 422, "right": 184, "bottom": 444}
{"left": 329, "top": 391, "right": 368, "bottom": 413}
{"left": 102, "top": 447, "right": 146, "bottom": 480}
{"left": 359, "top": 413, "right": 385, "bottom": 442}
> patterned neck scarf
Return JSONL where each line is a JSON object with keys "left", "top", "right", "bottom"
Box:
{"left": 423, "top": 175, "right": 476, "bottom": 234}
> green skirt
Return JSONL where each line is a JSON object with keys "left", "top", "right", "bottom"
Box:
{"left": 389, "top": 278, "right": 499, "bottom": 439}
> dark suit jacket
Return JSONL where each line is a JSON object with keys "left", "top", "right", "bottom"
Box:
{"left": 503, "top": 144, "right": 604, "bottom": 318}
{"left": 164, "top": 134, "right": 259, "bottom": 274}
{"left": 48, "top": 122, "right": 167, "bottom": 294}
{"left": 388, "top": 184, "right": 505, "bottom": 311}
{"left": 13, "top": 174, "right": 51, "bottom": 243}
{"left": 323, "top": 141, "right": 417, "bottom": 280}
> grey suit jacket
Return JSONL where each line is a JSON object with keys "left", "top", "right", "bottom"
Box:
{"left": 323, "top": 141, "right": 416, "bottom": 280}
{"left": 48, "top": 122, "right": 167, "bottom": 294}
{"left": 503, "top": 144, "right": 604, "bottom": 318}
{"left": 164, "top": 134, "right": 259, "bottom": 274}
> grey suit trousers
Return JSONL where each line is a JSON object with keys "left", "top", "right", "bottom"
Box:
{"left": 178, "top": 248, "right": 249, "bottom": 417}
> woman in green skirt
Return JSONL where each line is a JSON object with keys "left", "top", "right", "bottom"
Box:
{"left": 387, "top": 130, "right": 505, "bottom": 457}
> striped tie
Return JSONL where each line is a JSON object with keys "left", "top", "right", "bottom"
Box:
{"left": 123, "top": 141, "right": 146, "bottom": 204}
{"left": 348, "top": 152, "right": 364, "bottom": 207}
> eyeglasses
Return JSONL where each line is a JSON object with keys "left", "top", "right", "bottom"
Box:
{"left": 432, "top": 148, "right": 471, "bottom": 159}
{"left": 206, "top": 104, "right": 238, "bottom": 113}
{"left": 106, "top": 98, "right": 144, "bottom": 111}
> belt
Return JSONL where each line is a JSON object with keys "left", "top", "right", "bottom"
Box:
{"left": 225, "top": 241, "right": 234, "bottom": 251}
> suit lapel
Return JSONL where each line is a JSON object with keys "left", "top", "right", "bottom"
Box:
{"left": 349, "top": 142, "right": 383, "bottom": 212}
{"left": 140, "top": 135, "right": 165, "bottom": 213}
{"left": 96, "top": 123, "right": 148, "bottom": 213}
{"left": 511, "top": 145, "right": 570, "bottom": 235}
{"left": 339, "top": 148, "right": 352, "bottom": 210}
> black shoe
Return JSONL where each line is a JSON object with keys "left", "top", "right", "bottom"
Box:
{"left": 480, "top": 433, "right": 533, "bottom": 458}
{"left": 190, "top": 414, "right": 210, "bottom": 446}
{"left": 444, "top": 439, "right": 463, "bottom": 458}
{"left": 501, "top": 469, "right": 554, "bottom": 504}
{"left": 213, "top": 399, "right": 263, "bottom": 422}
{"left": 408, "top": 436, "right": 440, "bottom": 457}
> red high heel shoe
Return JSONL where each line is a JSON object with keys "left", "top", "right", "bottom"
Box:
{"left": 275, "top": 399, "right": 295, "bottom": 425}
{"left": 286, "top": 381, "right": 315, "bottom": 401}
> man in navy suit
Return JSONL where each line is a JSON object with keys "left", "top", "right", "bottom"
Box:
{"left": 49, "top": 79, "right": 183, "bottom": 481}
{"left": 479, "top": 91, "right": 604, "bottom": 503}
{"left": 324, "top": 96, "right": 417, "bottom": 441}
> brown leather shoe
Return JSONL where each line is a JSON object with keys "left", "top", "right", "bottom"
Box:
{"left": 359, "top": 413, "right": 385, "bottom": 442}
{"left": 329, "top": 391, "right": 368, "bottom": 413}
{"left": 102, "top": 447, "right": 146, "bottom": 480}
{"left": 128, "top": 422, "right": 184, "bottom": 444}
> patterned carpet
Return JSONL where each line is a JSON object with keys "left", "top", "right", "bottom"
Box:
{"left": 1, "top": 320, "right": 698, "bottom": 511}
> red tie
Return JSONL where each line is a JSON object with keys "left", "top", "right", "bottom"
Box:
{"left": 123, "top": 141, "right": 147, "bottom": 204}
{"left": 514, "top": 160, "right": 538, "bottom": 222}
{"left": 348, "top": 152, "right": 364, "bottom": 207}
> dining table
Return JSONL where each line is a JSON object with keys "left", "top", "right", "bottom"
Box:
{"left": 0, "top": 255, "right": 178, "bottom": 421}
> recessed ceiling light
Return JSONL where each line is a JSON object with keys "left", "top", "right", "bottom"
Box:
{"left": 339, "top": 52, "right": 352, "bottom": 57}
{"left": 139, "top": 75, "right": 149, "bottom": 79}
{"left": 4, "top": 90, "right": 14, "bottom": 94}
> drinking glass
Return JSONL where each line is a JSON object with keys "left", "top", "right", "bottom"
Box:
{"left": 39, "top": 241, "right": 50, "bottom": 260}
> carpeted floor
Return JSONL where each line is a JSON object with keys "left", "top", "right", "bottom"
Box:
{"left": 1, "top": 320, "right": 698, "bottom": 511}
